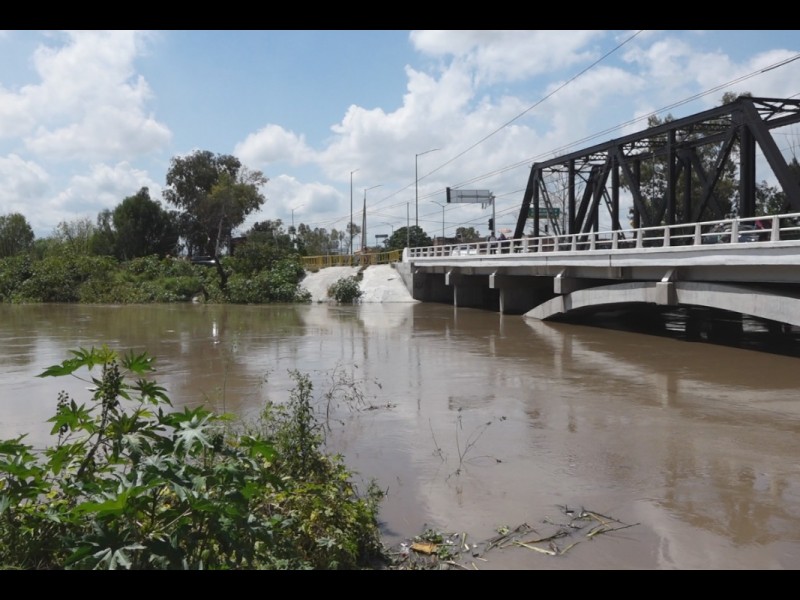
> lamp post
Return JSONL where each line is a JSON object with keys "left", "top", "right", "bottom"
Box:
{"left": 290, "top": 205, "right": 304, "bottom": 235}
{"left": 361, "top": 184, "right": 382, "bottom": 253}
{"left": 415, "top": 148, "right": 439, "bottom": 228}
{"left": 406, "top": 203, "right": 410, "bottom": 249}
{"left": 430, "top": 200, "right": 445, "bottom": 243}
{"left": 349, "top": 169, "right": 359, "bottom": 255}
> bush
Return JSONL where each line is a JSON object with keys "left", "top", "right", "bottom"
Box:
{"left": 327, "top": 276, "right": 363, "bottom": 304}
{"left": 0, "top": 346, "right": 386, "bottom": 570}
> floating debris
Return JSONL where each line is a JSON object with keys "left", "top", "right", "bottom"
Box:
{"left": 386, "top": 506, "right": 639, "bottom": 569}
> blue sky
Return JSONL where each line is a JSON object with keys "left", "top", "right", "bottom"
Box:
{"left": 1, "top": 30, "right": 799, "bottom": 244}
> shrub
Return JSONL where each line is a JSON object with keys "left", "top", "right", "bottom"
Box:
{"left": 0, "top": 346, "right": 386, "bottom": 570}
{"left": 327, "top": 276, "right": 363, "bottom": 304}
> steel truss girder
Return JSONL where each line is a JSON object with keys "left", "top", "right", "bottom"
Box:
{"left": 514, "top": 96, "right": 800, "bottom": 239}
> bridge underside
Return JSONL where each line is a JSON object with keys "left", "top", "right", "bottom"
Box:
{"left": 526, "top": 280, "right": 800, "bottom": 327}
{"left": 410, "top": 267, "right": 800, "bottom": 328}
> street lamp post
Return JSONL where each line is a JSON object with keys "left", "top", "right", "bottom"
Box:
{"left": 415, "top": 148, "right": 439, "bottom": 228}
{"left": 362, "top": 184, "right": 382, "bottom": 252}
{"left": 290, "top": 205, "right": 305, "bottom": 249}
{"left": 406, "top": 203, "right": 410, "bottom": 249}
{"left": 431, "top": 200, "right": 445, "bottom": 243}
{"left": 349, "top": 169, "right": 359, "bottom": 255}
{"left": 290, "top": 205, "right": 304, "bottom": 234}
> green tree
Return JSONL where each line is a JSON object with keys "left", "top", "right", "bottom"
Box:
{"left": 113, "top": 187, "right": 179, "bottom": 260}
{"left": 0, "top": 212, "right": 34, "bottom": 258}
{"left": 52, "top": 217, "right": 95, "bottom": 256}
{"left": 163, "top": 150, "right": 267, "bottom": 259}
{"left": 295, "top": 223, "right": 341, "bottom": 256}
{"left": 454, "top": 226, "right": 481, "bottom": 243}
{"left": 228, "top": 220, "right": 295, "bottom": 275}
{"left": 90, "top": 209, "right": 117, "bottom": 257}
{"left": 385, "top": 225, "right": 431, "bottom": 250}
{"left": 345, "top": 222, "right": 361, "bottom": 253}
{"left": 626, "top": 92, "right": 747, "bottom": 226}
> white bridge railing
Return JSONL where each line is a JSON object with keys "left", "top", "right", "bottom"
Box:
{"left": 407, "top": 213, "right": 800, "bottom": 259}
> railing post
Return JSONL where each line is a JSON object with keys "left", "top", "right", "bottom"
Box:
{"left": 612, "top": 231, "right": 618, "bottom": 250}
{"left": 636, "top": 228, "right": 643, "bottom": 249}
{"left": 663, "top": 227, "right": 670, "bottom": 247}
{"left": 589, "top": 233, "right": 596, "bottom": 250}
{"left": 694, "top": 223, "right": 702, "bottom": 245}
{"left": 731, "top": 220, "right": 739, "bottom": 243}
{"left": 771, "top": 215, "right": 779, "bottom": 241}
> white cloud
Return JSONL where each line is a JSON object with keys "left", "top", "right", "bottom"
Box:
{"left": 234, "top": 124, "right": 315, "bottom": 168}
{"left": 0, "top": 30, "right": 171, "bottom": 161}
{"left": 239, "top": 174, "right": 343, "bottom": 233}
{"left": 37, "top": 162, "right": 161, "bottom": 236}
{"left": 410, "top": 30, "right": 604, "bottom": 84}
{"left": 0, "top": 154, "right": 50, "bottom": 214}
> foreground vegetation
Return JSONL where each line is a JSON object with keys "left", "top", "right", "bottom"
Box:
{"left": 0, "top": 347, "right": 387, "bottom": 569}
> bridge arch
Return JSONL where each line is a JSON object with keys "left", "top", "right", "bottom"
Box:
{"left": 525, "top": 281, "right": 800, "bottom": 327}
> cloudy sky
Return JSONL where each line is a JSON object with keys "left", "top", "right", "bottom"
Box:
{"left": 1, "top": 30, "right": 798, "bottom": 244}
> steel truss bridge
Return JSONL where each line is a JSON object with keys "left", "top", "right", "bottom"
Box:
{"left": 398, "top": 97, "right": 800, "bottom": 337}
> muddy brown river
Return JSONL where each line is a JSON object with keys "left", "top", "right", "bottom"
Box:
{"left": 1, "top": 302, "right": 799, "bottom": 569}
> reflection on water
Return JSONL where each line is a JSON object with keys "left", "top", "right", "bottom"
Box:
{"left": 2, "top": 302, "right": 800, "bottom": 569}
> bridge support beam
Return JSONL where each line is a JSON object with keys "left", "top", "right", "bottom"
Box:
{"left": 655, "top": 269, "right": 678, "bottom": 305}
{"left": 554, "top": 269, "right": 624, "bottom": 295}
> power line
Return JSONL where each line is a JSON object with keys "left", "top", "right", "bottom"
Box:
{"left": 265, "top": 45, "right": 800, "bottom": 235}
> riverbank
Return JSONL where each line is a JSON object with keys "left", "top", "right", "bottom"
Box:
{"left": 300, "top": 264, "right": 417, "bottom": 303}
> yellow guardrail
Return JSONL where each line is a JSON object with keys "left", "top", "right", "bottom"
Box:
{"left": 302, "top": 249, "right": 402, "bottom": 269}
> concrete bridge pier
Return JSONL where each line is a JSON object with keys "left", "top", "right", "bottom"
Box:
{"left": 447, "top": 271, "right": 498, "bottom": 310}
{"left": 490, "top": 273, "right": 555, "bottom": 315}
{"left": 412, "top": 270, "right": 452, "bottom": 303}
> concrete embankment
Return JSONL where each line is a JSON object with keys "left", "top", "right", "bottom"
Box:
{"left": 300, "top": 263, "right": 417, "bottom": 303}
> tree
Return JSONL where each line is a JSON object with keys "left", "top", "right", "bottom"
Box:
{"left": 454, "top": 226, "right": 481, "bottom": 243}
{"left": 163, "top": 150, "right": 267, "bottom": 259}
{"left": 91, "top": 209, "right": 117, "bottom": 257}
{"left": 0, "top": 213, "right": 34, "bottom": 258}
{"left": 385, "top": 226, "right": 432, "bottom": 251}
{"left": 756, "top": 157, "right": 800, "bottom": 217}
{"left": 113, "top": 187, "right": 179, "bottom": 260}
{"left": 346, "top": 222, "right": 361, "bottom": 253}
{"left": 295, "top": 223, "right": 341, "bottom": 256}
{"left": 52, "top": 217, "right": 95, "bottom": 256}
{"left": 625, "top": 92, "right": 747, "bottom": 226}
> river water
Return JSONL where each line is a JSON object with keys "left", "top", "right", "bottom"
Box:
{"left": 1, "top": 302, "right": 799, "bottom": 570}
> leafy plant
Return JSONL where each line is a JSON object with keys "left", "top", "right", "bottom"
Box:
{"left": 0, "top": 346, "right": 386, "bottom": 570}
{"left": 327, "top": 276, "right": 363, "bottom": 304}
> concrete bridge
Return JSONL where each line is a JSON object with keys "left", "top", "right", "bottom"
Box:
{"left": 397, "top": 213, "right": 800, "bottom": 333}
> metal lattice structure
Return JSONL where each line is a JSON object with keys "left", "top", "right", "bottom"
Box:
{"left": 514, "top": 96, "right": 800, "bottom": 239}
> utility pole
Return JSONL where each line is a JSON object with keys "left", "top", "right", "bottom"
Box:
{"left": 362, "top": 184, "right": 382, "bottom": 252}
{"left": 415, "top": 148, "right": 439, "bottom": 228}
{"left": 349, "top": 169, "right": 359, "bottom": 255}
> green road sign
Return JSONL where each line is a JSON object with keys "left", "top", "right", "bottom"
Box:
{"left": 528, "top": 206, "right": 561, "bottom": 219}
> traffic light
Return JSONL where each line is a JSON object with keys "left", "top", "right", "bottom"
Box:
{"left": 488, "top": 218, "right": 494, "bottom": 231}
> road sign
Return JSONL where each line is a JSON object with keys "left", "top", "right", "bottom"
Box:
{"left": 447, "top": 188, "right": 493, "bottom": 204}
{"left": 528, "top": 206, "right": 561, "bottom": 219}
